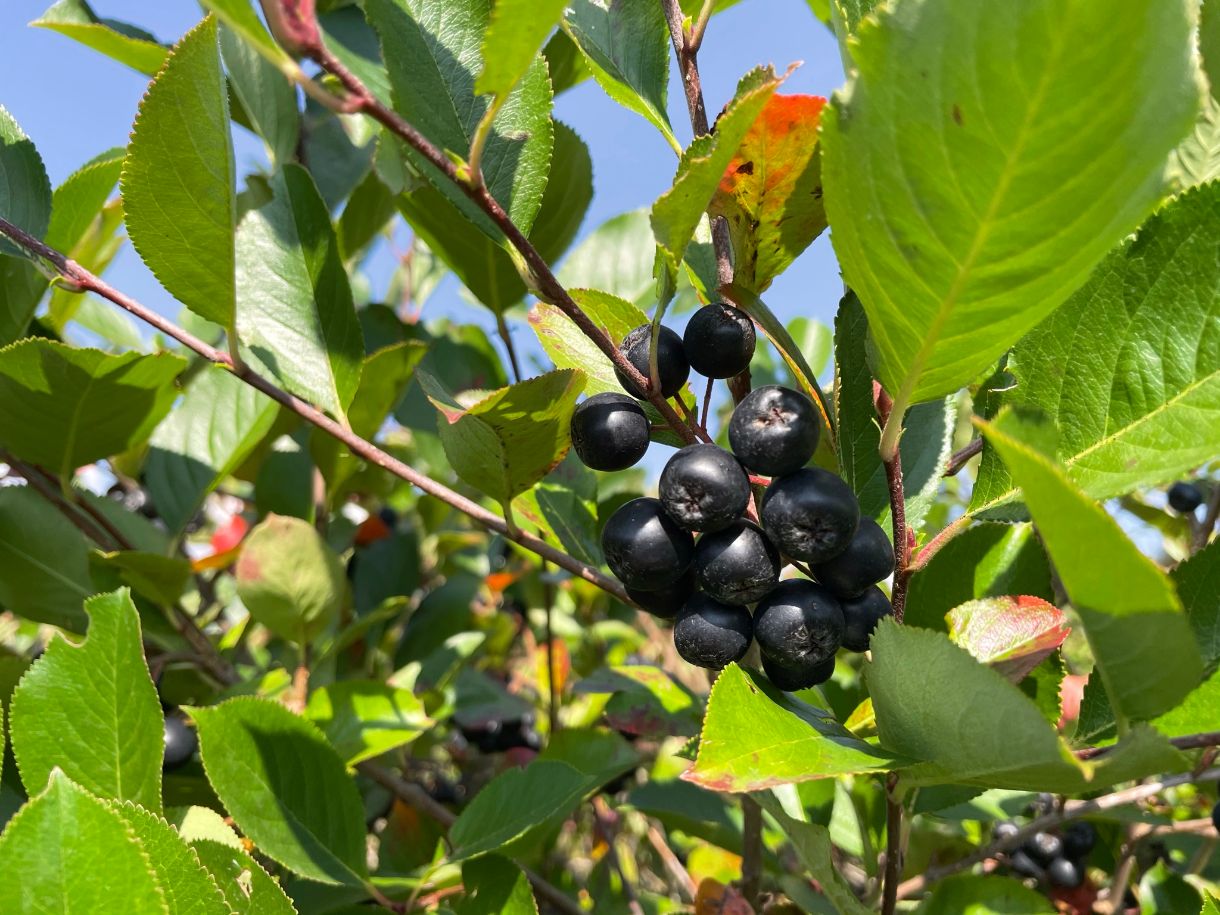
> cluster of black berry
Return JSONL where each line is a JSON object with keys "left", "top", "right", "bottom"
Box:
{"left": 998, "top": 819, "right": 1096, "bottom": 889}
{"left": 569, "top": 304, "right": 895, "bottom": 691}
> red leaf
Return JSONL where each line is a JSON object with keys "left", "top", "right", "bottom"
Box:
{"left": 946, "top": 595, "right": 1071, "bottom": 682}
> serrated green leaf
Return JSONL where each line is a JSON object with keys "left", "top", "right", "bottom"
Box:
{"left": 0, "top": 339, "right": 185, "bottom": 480}
{"left": 1153, "top": 668, "right": 1220, "bottom": 738}
{"left": 686, "top": 664, "right": 900, "bottom": 792}
{"left": 235, "top": 514, "right": 346, "bottom": 646}
{"left": 190, "top": 698, "right": 368, "bottom": 885}
{"left": 0, "top": 105, "right": 52, "bottom": 344}
{"left": 0, "top": 772, "right": 167, "bottom": 915}
{"left": 556, "top": 209, "right": 656, "bottom": 308}
{"left": 419, "top": 368, "right": 585, "bottom": 511}
{"left": 201, "top": 0, "right": 301, "bottom": 76}
{"left": 1141, "top": 860, "right": 1204, "bottom": 914}
{"left": 114, "top": 803, "right": 230, "bottom": 915}
{"left": 10, "top": 589, "right": 163, "bottom": 810}
{"left": 972, "top": 182, "right": 1220, "bottom": 516}
{"left": 822, "top": 0, "right": 1199, "bottom": 404}
{"left": 367, "top": 0, "right": 553, "bottom": 236}
{"left": 220, "top": 24, "right": 300, "bottom": 166}
{"left": 1174, "top": 538, "right": 1220, "bottom": 674}
{"left": 1168, "top": 95, "right": 1220, "bottom": 194}
{"left": 192, "top": 838, "right": 298, "bottom": 915}
{"left": 979, "top": 412, "right": 1202, "bottom": 722}
{"left": 0, "top": 486, "right": 92, "bottom": 632}
{"left": 511, "top": 452, "right": 600, "bottom": 566}
{"left": 31, "top": 0, "right": 167, "bottom": 74}
{"left": 529, "top": 290, "right": 648, "bottom": 397}
{"left": 912, "top": 874, "right": 1055, "bottom": 914}
{"left": 459, "top": 855, "right": 539, "bottom": 915}
{"left": 123, "top": 15, "right": 237, "bottom": 329}
{"left": 46, "top": 147, "right": 124, "bottom": 255}
{"left": 236, "top": 164, "right": 363, "bottom": 418}
{"left": 305, "top": 680, "right": 432, "bottom": 765}
{"left": 575, "top": 665, "right": 702, "bottom": 739}
{"left": 477, "top": 0, "right": 567, "bottom": 100}
{"left": 536, "top": 727, "right": 642, "bottom": 789}
{"left": 47, "top": 198, "right": 125, "bottom": 332}
{"left": 1203, "top": 895, "right": 1220, "bottom": 915}
{"left": 145, "top": 365, "right": 279, "bottom": 535}
{"left": 563, "top": 0, "right": 676, "bottom": 149}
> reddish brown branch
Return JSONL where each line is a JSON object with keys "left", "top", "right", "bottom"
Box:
{"left": 944, "top": 438, "right": 983, "bottom": 477}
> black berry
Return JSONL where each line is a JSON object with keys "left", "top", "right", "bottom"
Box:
{"left": 761, "top": 468, "right": 861, "bottom": 563}
{"left": 1046, "top": 857, "right": 1083, "bottom": 889}
{"left": 694, "top": 520, "right": 780, "bottom": 605}
{"left": 812, "top": 518, "right": 895, "bottom": 598}
{"left": 163, "top": 714, "right": 197, "bottom": 771}
{"left": 727, "top": 385, "right": 820, "bottom": 476}
{"left": 762, "top": 653, "right": 835, "bottom": 692}
{"left": 1008, "top": 849, "right": 1043, "bottom": 880}
{"left": 993, "top": 821, "right": 1021, "bottom": 842}
{"left": 602, "top": 498, "right": 695, "bottom": 590}
{"left": 1168, "top": 481, "right": 1204, "bottom": 513}
{"left": 1024, "top": 831, "right": 1063, "bottom": 864}
{"left": 839, "top": 586, "right": 893, "bottom": 652}
{"left": 626, "top": 569, "right": 696, "bottom": 620}
{"left": 571, "top": 393, "right": 650, "bottom": 471}
{"left": 460, "top": 717, "right": 540, "bottom": 753}
{"left": 615, "top": 324, "right": 689, "bottom": 399}
{"left": 1211, "top": 800, "right": 1219, "bottom": 833}
{"left": 659, "top": 444, "right": 750, "bottom": 532}
{"left": 753, "top": 579, "right": 844, "bottom": 668}
{"left": 673, "top": 594, "right": 753, "bottom": 669}
{"left": 1062, "top": 821, "right": 1097, "bottom": 859}
{"left": 683, "top": 302, "right": 756, "bottom": 379}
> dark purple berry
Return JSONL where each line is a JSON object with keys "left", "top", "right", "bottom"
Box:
{"left": 694, "top": 520, "right": 780, "bottom": 605}
{"left": 839, "top": 586, "right": 893, "bottom": 652}
{"left": 615, "top": 325, "right": 689, "bottom": 399}
{"left": 762, "top": 653, "right": 835, "bottom": 692}
{"left": 1168, "top": 481, "right": 1204, "bottom": 513}
{"left": 812, "top": 518, "right": 895, "bottom": 598}
{"left": 761, "top": 468, "right": 861, "bottom": 563}
{"left": 163, "top": 714, "right": 197, "bottom": 771}
{"left": 602, "top": 498, "right": 694, "bottom": 590}
{"left": 673, "top": 594, "right": 752, "bottom": 669}
{"left": 571, "top": 393, "right": 650, "bottom": 471}
{"left": 753, "top": 579, "right": 844, "bottom": 668}
{"left": 1046, "top": 857, "right": 1083, "bottom": 888}
{"left": 626, "top": 569, "right": 696, "bottom": 620}
{"left": 659, "top": 444, "right": 750, "bottom": 532}
{"left": 683, "top": 302, "right": 756, "bottom": 379}
{"left": 728, "top": 385, "right": 820, "bottom": 476}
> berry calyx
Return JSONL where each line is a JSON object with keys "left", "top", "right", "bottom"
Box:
{"left": 753, "top": 579, "right": 844, "bottom": 669}
{"left": 163, "top": 713, "right": 197, "bottom": 771}
{"left": 761, "top": 468, "right": 861, "bottom": 563}
{"left": 659, "top": 443, "right": 750, "bottom": 532}
{"left": 839, "top": 586, "right": 893, "bottom": 652}
{"left": 1168, "top": 481, "right": 1204, "bottom": 513}
{"left": 673, "top": 593, "right": 753, "bottom": 669}
{"left": 626, "top": 569, "right": 696, "bottom": 620}
{"left": 694, "top": 519, "right": 781, "bottom": 605}
{"left": 812, "top": 517, "right": 895, "bottom": 598}
{"left": 602, "top": 497, "right": 695, "bottom": 590}
{"left": 683, "top": 302, "right": 756, "bottom": 379}
{"left": 615, "top": 324, "right": 690, "bottom": 399}
{"left": 728, "top": 385, "right": 820, "bottom": 476}
{"left": 762, "top": 653, "right": 835, "bottom": 692}
{"left": 570, "top": 393, "right": 650, "bottom": 471}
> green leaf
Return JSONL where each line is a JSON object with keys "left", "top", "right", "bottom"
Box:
{"left": 1168, "top": 94, "right": 1220, "bottom": 194}
{"left": 236, "top": 164, "right": 363, "bottom": 418}
{"left": 419, "top": 368, "right": 585, "bottom": 511}
{"left": 1202, "top": 0, "right": 1220, "bottom": 103}
{"left": 821, "top": 0, "right": 1200, "bottom": 404}
{"left": 0, "top": 772, "right": 167, "bottom": 914}
{"left": 145, "top": 365, "right": 279, "bottom": 535}
{"left": 30, "top": 0, "right": 168, "bottom": 75}
{"left": 46, "top": 199, "right": 125, "bottom": 332}
{"left": 529, "top": 290, "right": 648, "bottom": 397}
{"left": 305, "top": 680, "right": 432, "bottom": 765}
{"left": 946, "top": 596, "right": 1070, "bottom": 683}
{"left": 9, "top": 589, "right": 164, "bottom": 810}
{"left": 201, "top": 0, "right": 303, "bottom": 79}
{"left": 536, "top": 727, "right": 642, "bottom": 789}
{"left": 91, "top": 551, "right": 192, "bottom": 608}
{"left": 905, "top": 523, "right": 1052, "bottom": 632}
{"left": 575, "top": 665, "right": 702, "bottom": 739}
{"left": 913, "top": 874, "right": 1055, "bottom": 914}
{"left": 0, "top": 486, "right": 92, "bottom": 631}
{"left": 191, "top": 838, "right": 298, "bottom": 915}
{"left": 1141, "top": 860, "right": 1204, "bottom": 915}
{"left": 47, "top": 146, "right": 124, "bottom": 253}
{"left": 459, "top": 855, "right": 539, "bottom": 915}
{"left": 189, "top": 698, "right": 368, "bottom": 885}
{"left": 687, "top": 664, "right": 899, "bottom": 793}
{"left": 1153, "top": 668, "right": 1220, "bottom": 738}
{"left": 562, "top": 0, "right": 676, "bottom": 149}
{"left": 979, "top": 412, "right": 1202, "bottom": 721}
{"left": 220, "top": 24, "right": 300, "bottom": 166}
{"left": 122, "top": 15, "right": 237, "bottom": 329}
{"left": 0, "top": 105, "right": 52, "bottom": 344}
{"left": 113, "top": 803, "right": 230, "bottom": 915}
{"left": 477, "top": 0, "right": 567, "bottom": 100}
{"left": 1204, "top": 896, "right": 1220, "bottom": 915}
{"left": 972, "top": 181, "right": 1220, "bottom": 515}
{"left": 0, "top": 339, "right": 185, "bottom": 479}
{"left": 235, "top": 514, "right": 346, "bottom": 645}
{"left": 556, "top": 209, "right": 656, "bottom": 307}
{"left": 511, "top": 453, "right": 600, "bottom": 566}
{"left": 367, "top": 0, "right": 554, "bottom": 235}
{"left": 449, "top": 760, "right": 589, "bottom": 861}
{"left": 1174, "top": 538, "right": 1220, "bottom": 674}
{"left": 652, "top": 66, "right": 785, "bottom": 278}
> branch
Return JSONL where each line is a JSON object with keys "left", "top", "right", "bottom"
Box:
{"left": 1076, "top": 730, "right": 1220, "bottom": 761}
{"left": 0, "top": 217, "right": 633, "bottom": 608}
{"left": 944, "top": 438, "right": 983, "bottom": 477}
{"left": 740, "top": 795, "right": 764, "bottom": 905}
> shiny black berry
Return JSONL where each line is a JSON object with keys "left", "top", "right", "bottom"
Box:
{"left": 659, "top": 444, "right": 750, "bottom": 532}
{"left": 626, "top": 569, "right": 696, "bottom": 620}
{"left": 761, "top": 468, "right": 861, "bottom": 563}
{"left": 839, "top": 586, "right": 893, "bottom": 652}
{"left": 694, "top": 520, "right": 780, "bottom": 605}
{"left": 571, "top": 393, "right": 650, "bottom": 471}
{"left": 1008, "top": 849, "right": 1043, "bottom": 879}
{"left": 673, "top": 594, "right": 753, "bottom": 669}
{"left": 1046, "top": 857, "right": 1083, "bottom": 888}
{"left": 1062, "top": 821, "right": 1097, "bottom": 859}
{"left": 163, "top": 714, "right": 197, "bottom": 771}
{"left": 1024, "top": 831, "right": 1063, "bottom": 864}
{"left": 1168, "top": 481, "right": 1204, "bottom": 513}
{"left": 602, "top": 498, "right": 695, "bottom": 590}
{"left": 753, "top": 579, "right": 844, "bottom": 668}
{"left": 727, "top": 385, "right": 820, "bottom": 476}
{"left": 762, "top": 653, "right": 835, "bottom": 692}
{"left": 812, "top": 518, "right": 895, "bottom": 598}
{"left": 1211, "top": 800, "right": 1219, "bottom": 833}
{"left": 993, "top": 821, "right": 1021, "bottom": 843}
{"left": 683, "top": 302, "right": 756, "bottom": 379}
{"left": 615, "top": 324, "right": 689, "bottom": 399}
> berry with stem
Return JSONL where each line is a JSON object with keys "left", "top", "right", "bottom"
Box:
{"left": 615, "top": 325, "right": 690, "bottom": 399}
{"left": 570, "top": 393, "right": 650, "bottom": 471}
{"left": 683, "top": 302, "right": 756, "bottom": 379}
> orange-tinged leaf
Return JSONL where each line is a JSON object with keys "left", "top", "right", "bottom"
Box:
{"left": 354, "top": 514, "right": 392, "bottom": 546}
{"left": 191, "top": 544, "right": 242, "bottom": 573}
{"left": 946, "top": 595, "right": 1071, "bottom": 683}
{"left": 711, "top": 94, "right": 828, "bottom": 293}
{"left": 694, "top": 878, "right": 753, "bottom": 915}
{"left": 536, "top": 638, "right": 571, "bottom": 696}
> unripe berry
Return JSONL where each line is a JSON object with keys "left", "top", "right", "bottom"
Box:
{"left": 602, "top": 498, "right": 694, "bottom": 590}
{"left": 694, "top": 520, "right": 780, "bottom": 605}
{"left": 728, "top": 385, "right": 820, "bottom": 476}
{"left": 753, "top": 579, "right": 844, "bottom": 668}
{"left": 812, "top": 518, "right": 895, "bottom": 598}
{"left": 570, "top": 393, "right": 650, "bottom": 471}
{"left": 683, "top": 302, "right": 756, "bottom": 379}
{"left": 761, "top": 468, "right": 861, "bottom": 563}
{"left": 659, "top": 444, "right": 750, "bottom": 532}
{"left": 615, "top": 325, "right": 689, "bottom": 399}
{"left": 673, "top": 594, "right": 753, "bottom": 669}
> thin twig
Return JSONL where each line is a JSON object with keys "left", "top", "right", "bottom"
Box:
{"left": 647, "top": 823, "right": 697, "bottom": 901}
{"left": 1193, "top": 484, "right": 1220, "bottom": 553}
{"left": 1076, "top": 730, "right": 1220, "bottom": 760}
{"left": 700, "top": 376, "right": 714, "bottom": 432}
{"left": 944, "top": 438, "right": 983, "bottom": 477}
{"left": 740, "top": 795, "right": 764, "bottom": 905}
{"left": 593, "top": 797, "right": 644, "bottom": 915}
{"left": 543, "top": 560, "right": 558, "bottom": 735}
{"left": 496, "top": 312, "right": 522, "bottom": 384}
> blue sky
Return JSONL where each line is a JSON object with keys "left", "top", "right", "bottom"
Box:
{"left": 0, "top": 0, "right": 847, "bottom": 365}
